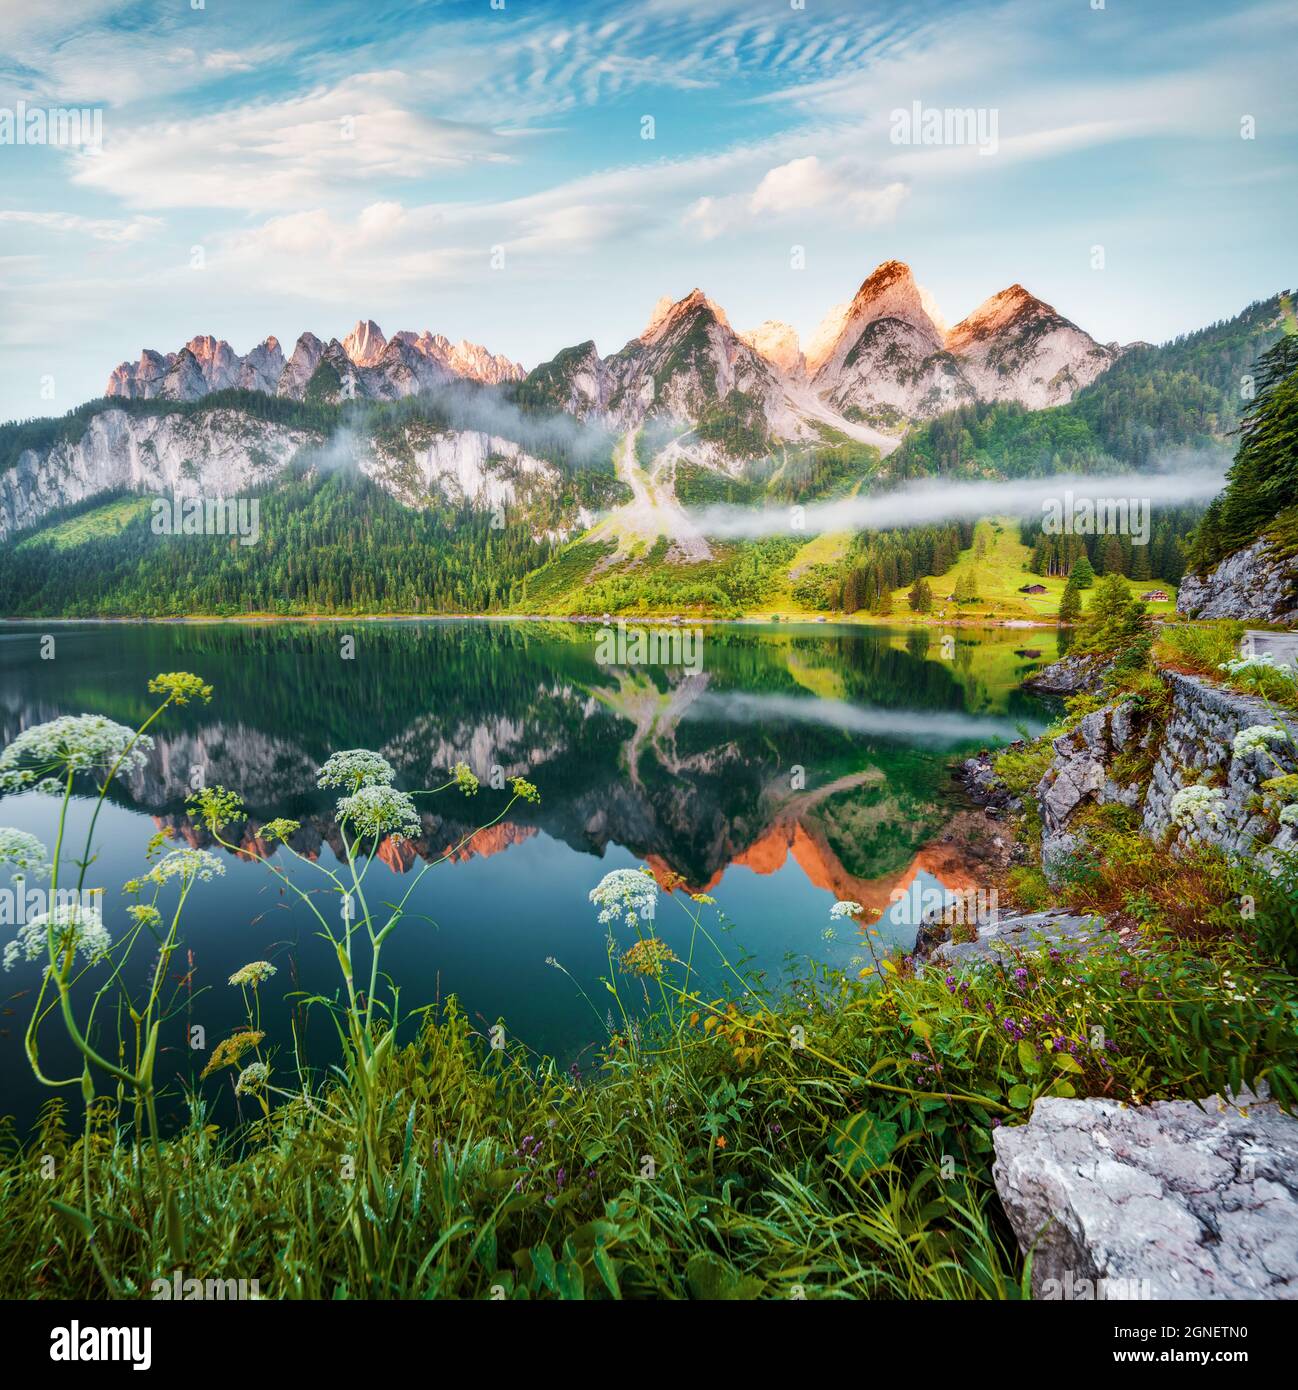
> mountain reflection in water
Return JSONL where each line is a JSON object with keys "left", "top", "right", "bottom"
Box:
{"left": 0, "top": 619, "right": 1057, "bottom": 1128}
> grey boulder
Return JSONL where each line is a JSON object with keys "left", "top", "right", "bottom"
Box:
{"left": 993, "top": 1092, "right": 1298, "bottom": 1299}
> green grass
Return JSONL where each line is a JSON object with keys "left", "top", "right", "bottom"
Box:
{"left": 511, "top": 514, "right": 1180, "bottom": 625}
{"left": 4, "top": 907, "right": 1293, "bottom": 1300}
{"left": 1156, "top": 619, "right": 1298, "bottom": 711}
{"left": 881, "top": 519, "right": 1178, "bottom": 624}
{"left": 16, "top": 496, "right": 153, "bottom": 552}
{"left": 515, "top": 539, "right": 617, "bottom": 611}
{"left": 518, "top": 539, "right": 799, "bottom": 618}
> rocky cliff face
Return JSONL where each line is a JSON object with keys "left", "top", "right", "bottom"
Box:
{"left": 944, "top": 284, "right": 1117, "bottom": 409}
{"left": 525, "top": 259, "right": 1122, "bottom": 451}
{"left": 1177, "top": 536, "right": 1298, "bottom": 625}
{"left": 0, "top": 407, "right": 586, "bottom": 542}
{"left": 804, "top": 262, "right": 1117, "bottom": 423}
{"left": 1035, "top": 669, "right": 1298, "bottom": 882}
{"left": 809, "top": 260, "right": 967, "bottom": 421}
{"left": 364, "top": 423, "right": 586, "bottom": 533}
{"left": 0, "top": 409, "right": 316, "bottom": 542}
{"left": 738, "top": 320, "right": 806, "bottom": 379}
{"left": 526, "top": 290, "right": 824, "bottom": 450}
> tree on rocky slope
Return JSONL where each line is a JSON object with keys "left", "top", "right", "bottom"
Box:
{"left": 1057, "top": 576, "right": 1082, "bottom": 623}
{"left": 1193, "top": 329, "right": 1298, "bottom": 567}
{"left": 1074, "top": 573, "right": 1148, "bottom": 656}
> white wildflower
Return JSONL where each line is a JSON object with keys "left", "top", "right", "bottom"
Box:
{"left": 1170, "top": 784, "right": 1227, "bottom": 831}
{"left": 3, "top": 901, "right": 111, "bottom": 972}
{"left": 0, "top": 715, "right": 152, "bottom": 791}
{"left": 1232, "top": 725, "right": 1289, "bottom": 758}
{"left": 234, "top": 1061, "right": 270, "bottom": 1096}
{"left": 589, "top": 868, "right": 658, "bottom": 928}
{"left": 147, "top": 849, "right": 225, "bottom": 884}
{"left": 1218, "top": 652, "right": 1296, "bottom": 683}
{"left": 829, "top": 899, "right": 864, "bottom": 921}
{"left": 317, "top": 750, "right": 396, "bottom": 791}
{"left": 336, "top": 784, "right": 420, "bottom": 840}
{"left": 0, "top": 828, "right": 51, "bottom": 880}
{"left": 229, "top": 960, "right": 277, "bottom": 987}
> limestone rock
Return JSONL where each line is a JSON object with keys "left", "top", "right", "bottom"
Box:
{"left": 994, "top": 1092, "right": 1298, "bottom": 1300}
{"left": 1142, "top": 671, "right": 1298, "bottom": 860}
{"left": 1034, "top": 701, "right": 1143, "bottom": 882}
{"left": 926, "top": 907, "right": 1112, "bottom": 967}
{"left": 1023, "top": 653, "right": 1113, "bottom": 696}
{"left": 1177, "top": 537, "right": 1298, "bottom": 626}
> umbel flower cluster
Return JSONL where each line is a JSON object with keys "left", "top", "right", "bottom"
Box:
{"left": 336, "top": 784, "right": 422, "bottom": 840}
{"left": 0, "top": 827, "right": 52, "bottom": 878}
{"left": 316, "top": 749, "right": 422, "bottom": 841}
{"left": 1232, "top": 724, "right": 1289, "bottom": 757}
{"left": 3, "top": 901, "right": 111, "bottom": 973}
{"left": 589, "top": 868, "right": 659, "bottom": 927}
{"left": 1219, "top": 652, "right": 1295, "bottom": 681}
{"left": 1169, "top": 784, "right": 1227, "bottom": 831}
{"left": 316, "top": 749, "right": 397, "bottom": 792}
{"left": 0, "top": 715, "right": 152, "bottom": 791}
{"left": 229, "top": 960, "right": 277, "bottom": 987}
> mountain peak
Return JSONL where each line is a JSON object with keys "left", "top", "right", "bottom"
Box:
{"left": 640, "top": 288, "right": 730, "bottom": 343}
{"left": 808, "top": 260, "right": 942, "bottom": 381}
{"left": 739, "top": 320, "right": 805, "bottom": 378}
{"left": 945, "top": 284, "right": 1057, "bottom": 351}
{"left": 849, "top": 260, "right": 932, "bottom": 315}
{"left": 183, "top": 334, "right": 232, "bottom": 365}
{"left": 342, "top": 319, "right": 387, "bottom": 367}
{"left": 860, "top": 258, "right": 913, "bottom": 285}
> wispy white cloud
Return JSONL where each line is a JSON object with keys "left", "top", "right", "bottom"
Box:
{"left": 0, "top": 210, "right": 163, "bottom": 243}
{"left": 70, "top": 71, "right": 513, "bottom": 210}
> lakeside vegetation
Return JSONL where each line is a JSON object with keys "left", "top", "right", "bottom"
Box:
{"left": 1, "top": 666, "right": 1295, "bottom": 1300}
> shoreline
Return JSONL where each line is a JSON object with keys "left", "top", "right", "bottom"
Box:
{"left": 0, "top": 611, "right": 1076, "bottom": 629}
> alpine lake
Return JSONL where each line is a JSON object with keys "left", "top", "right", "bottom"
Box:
{"left": 0, "top": 619, "right": 1062, "bottom": 1132}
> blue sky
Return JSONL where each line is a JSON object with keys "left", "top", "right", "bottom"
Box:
{"left": 1, "top": 0, "right": 1294, "bottom": 422}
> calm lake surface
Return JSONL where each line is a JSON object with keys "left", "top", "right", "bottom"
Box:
{"left": 0, "top": 620, "right": 1059, "bottom": 1132}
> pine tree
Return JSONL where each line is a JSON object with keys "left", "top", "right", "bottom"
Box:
{"left": 1070, "top": 553, "right": 1095, "bottom": 588}
{"left": 1058, "top": 576, "right": 1082, "bottom": 623}
{"left": 1100, "top": 534, "right": 1125, "bottom": 575}
{"left": 1216, "top": 332, "right": 1298, "bottom": 555}
{"left": 953, "top": 569, "right": 979, "bottom": 604}
{"left": 1075, "top": 573, "right": 1148, "bottom": 654}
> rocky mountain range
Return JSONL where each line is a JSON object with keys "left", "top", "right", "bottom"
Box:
{"left": 6, "top": 261, "right": 1275, "bottom": 574}
{"left": 521, "top": 260, "right": 1122, "bottom": 451}
{"left": 106, "top": 320, "right": 526, "bottom": 404}
{"left": 101, "top": 262, "right": 1120, "bottom": 446}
